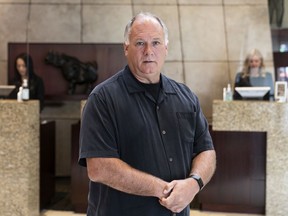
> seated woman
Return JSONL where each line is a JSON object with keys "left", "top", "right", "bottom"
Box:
{"left": 233, "top": 48, "right": 274, "bottom": 100}
{"left": 9, "top": 53, "right": 45, "bottom": 111}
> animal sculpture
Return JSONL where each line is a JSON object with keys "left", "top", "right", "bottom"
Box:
{"left": 45, "top": 51, "right": 98, "bottom": 94}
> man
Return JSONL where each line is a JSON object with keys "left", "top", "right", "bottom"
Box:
{"left": 79, "top": 12, "right": 216, "bottom": 216}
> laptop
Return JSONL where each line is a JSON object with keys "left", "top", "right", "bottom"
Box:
{"left": 0, "top": 85, "right": 16, "bottom": 98}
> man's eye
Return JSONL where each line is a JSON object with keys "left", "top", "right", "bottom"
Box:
{"left": 136, "top": 42, "right": 144, "bottom": 46}
{"left": 152, "top": 41, "right": 161, "bottom": 46}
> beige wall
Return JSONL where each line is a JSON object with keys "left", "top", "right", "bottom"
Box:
{"left": 0, "top": 0, "right": 273, "bottom": 118}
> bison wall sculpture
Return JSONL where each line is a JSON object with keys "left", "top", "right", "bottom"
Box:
{"left": 45, "top": 51, "right": 98, "bottom": 95}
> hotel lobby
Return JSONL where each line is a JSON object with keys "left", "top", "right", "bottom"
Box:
{"left": 1, "top": 0, "right": 288, "bottom": 216}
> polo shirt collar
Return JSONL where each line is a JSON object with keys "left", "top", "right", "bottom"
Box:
{"left": 123, "top": 65, "right": 177, "bottom": 95}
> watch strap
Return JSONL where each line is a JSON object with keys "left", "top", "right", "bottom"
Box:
{"left": 189, "top": 174, "right": 204, "bottom": 191}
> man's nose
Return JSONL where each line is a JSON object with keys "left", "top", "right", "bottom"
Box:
{"left": 144, "top": 44, "right": 153, "bottom": 55}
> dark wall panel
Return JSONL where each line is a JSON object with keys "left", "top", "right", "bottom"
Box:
{"left": 8, "top": 43, "right": 127, "bottom": 100}
{"left": 199, "top": 129, "right": 266, "bottom": 214}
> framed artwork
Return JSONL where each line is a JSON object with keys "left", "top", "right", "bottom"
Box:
{"left": 276, "top": 67, "right": 288, "bottom": 82}
{"left": 275, "top": 81, "right": 287, "bottom": 102}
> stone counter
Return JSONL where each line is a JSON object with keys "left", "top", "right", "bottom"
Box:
{"left": 213, "top": 100, "right": 288, "bottom": 216}
{"left": 0, "top": 100, "right": 39, "bottom": 216}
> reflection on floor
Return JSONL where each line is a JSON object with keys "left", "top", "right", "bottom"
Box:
{"left": 40, "top": 177, "right": 262, "bottom": 216}
{"left": 43, "top": 177, "right": 73, "bottom": 211}
{"left": 41, "top": 210, "right": 84, "bottom": 216}
{"left": 41, "top": 209, "right": 262, "bottom": 216}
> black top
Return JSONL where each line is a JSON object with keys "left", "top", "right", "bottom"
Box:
{"left": 79, "top": 66, "right": 214, "bottom": 216}
{"left": 9, "top": 75, "right": 45, "bottom": 111}
{"left": 140, "top": 80, "right": 161, "bottom": 101}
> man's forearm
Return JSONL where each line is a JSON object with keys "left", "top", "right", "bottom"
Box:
{"left": 189, "top": 150, "right": 216, "bottom": 186}
{"left": 87, "top": 157, "right": 168, "bottom": 199}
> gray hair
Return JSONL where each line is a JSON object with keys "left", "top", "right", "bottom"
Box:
{"left": 124, "top": 12, "right": 169, "bottom": 46}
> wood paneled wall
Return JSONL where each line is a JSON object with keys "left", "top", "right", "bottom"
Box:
{"left": 8, "top": 43, "right": 127, "bottom": 100}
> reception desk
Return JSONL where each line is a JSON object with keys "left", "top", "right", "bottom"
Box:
{"left": 212, "top": 100, "right": 288, "bottom": 216}
{"left": 0, "top": 100, "right": 39, "bottom": 216}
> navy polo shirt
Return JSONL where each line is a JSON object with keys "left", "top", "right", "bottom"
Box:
{"left": 79, "top": 66, "right": 214, "bottom": 216}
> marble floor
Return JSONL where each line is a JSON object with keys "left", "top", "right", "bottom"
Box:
{"left": 40, "top": 209, "right": 262, "bottom": 216}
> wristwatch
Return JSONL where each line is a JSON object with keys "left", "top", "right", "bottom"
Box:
{"left": 189, "top": 174, "right": 204, "bottom": 191}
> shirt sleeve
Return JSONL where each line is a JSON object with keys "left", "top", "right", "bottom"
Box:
{"left": 192, "top": 95, "right": 214, "bottom": 156}
{"left": 78, "top": 92, "right": 119, "bottom": 167}
{"left": 234, "top": 73, "right": 241, "bottom": 86}
{"left": 266, "top": 72, "right": 274, "bottom": 95}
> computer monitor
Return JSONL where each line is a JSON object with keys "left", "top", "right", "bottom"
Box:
{"left": 0, "top": 85, "right": 16, "bottom": 98}
{"left": 234, "top": 86, "right": 270, "bottom": 100}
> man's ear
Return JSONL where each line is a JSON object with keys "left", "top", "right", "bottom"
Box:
{"left": 124, "top": 43, "right": 129, "bottom": 56}
{"left": 165, "top": 44, "right": 168, "bottom": 56}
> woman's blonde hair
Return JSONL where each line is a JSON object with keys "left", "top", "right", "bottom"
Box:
{"left": 241, "top": 48, "right": 266, "bottom": 78}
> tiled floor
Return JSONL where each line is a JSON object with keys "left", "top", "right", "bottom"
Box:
{"left": 40, "top": 209, "right": 262, "bottom": 216}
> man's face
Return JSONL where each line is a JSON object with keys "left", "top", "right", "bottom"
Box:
{"left": 124, "top": 18, "right": 168, "bottom": 83}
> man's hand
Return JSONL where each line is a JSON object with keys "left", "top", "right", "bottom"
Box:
{"left": 159, "top": 178, "right": 199, "bottom": 213}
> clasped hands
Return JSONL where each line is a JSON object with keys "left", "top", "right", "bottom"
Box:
{"left": 159, "top": 178, "right": 199, "bottom": 213}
